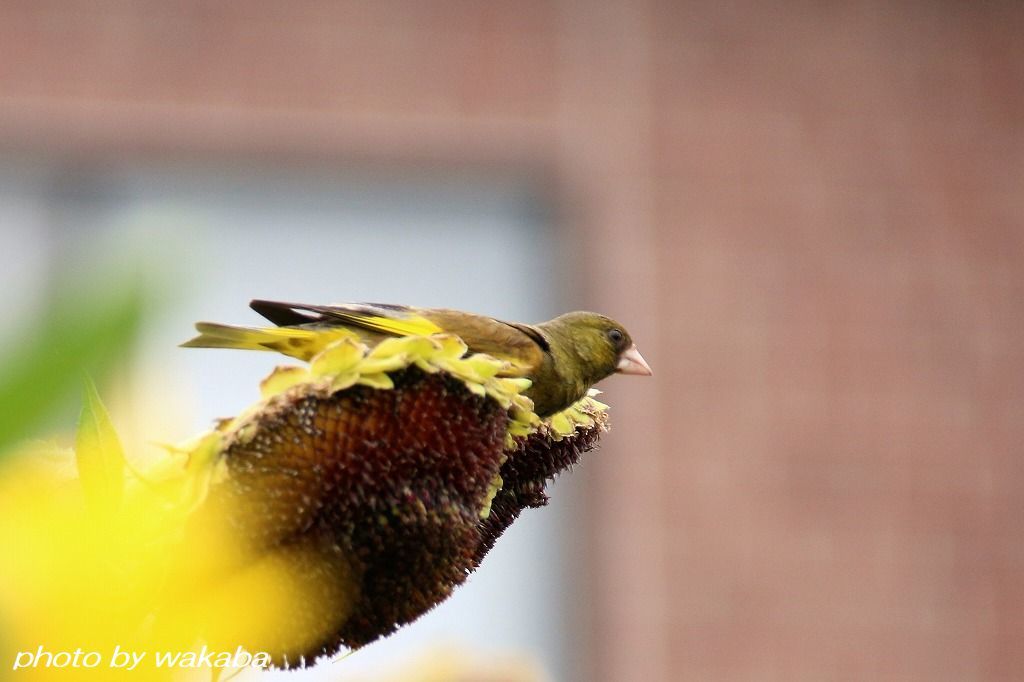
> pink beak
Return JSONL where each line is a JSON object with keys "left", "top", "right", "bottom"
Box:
{"left": 616, "top": 344, "right": 652, "bottom": 376}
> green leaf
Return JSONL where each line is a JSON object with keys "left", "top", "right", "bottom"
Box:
{"left": 0, "top": 274, "right": 145, "bottom": 456}
{"left": 74, "top": 375, "right": 126, "bottom": 516}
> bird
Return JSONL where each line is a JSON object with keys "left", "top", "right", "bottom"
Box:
{"left": 182, "top": 300, "right": 651, "bottom": 417}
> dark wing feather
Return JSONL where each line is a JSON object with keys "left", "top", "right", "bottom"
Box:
{"left": 250, "top": 299, "right": 326, "bottom": 327}
{"left": 502, "top": 321, "right": 551, "bottom": 353}
{"left": 250, "top": 299, "right": 442, "bottom": 337}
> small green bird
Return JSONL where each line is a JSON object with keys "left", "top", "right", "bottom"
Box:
{"left": 183, "top": 300, "right": 651, "bottom": 417}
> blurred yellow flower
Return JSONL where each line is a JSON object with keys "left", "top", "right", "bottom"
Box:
{"left": 0, "top": 381, "right": 335, "bottom": 680}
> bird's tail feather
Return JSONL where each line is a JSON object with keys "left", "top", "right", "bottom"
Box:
{"left": 180, "top": 322, "right": 329, "bottom": 361}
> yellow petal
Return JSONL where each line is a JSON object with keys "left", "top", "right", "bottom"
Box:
{"left": 367, "top": 336, "right": 414, "bottom": 359}
{"left": 311, "top": 338, "right": 366, "bottom": 378}
{"left": 563, "top": 408, "right": 584, "bottom": 424}
{"left": 443, "top": 359, "right": 485, "bottom": 384}
{"left": 413, "top": 358, "right": 440, "bottom": 374}
{"left": 478, "top": 473, "right": 503, "bottom": 519}
{"left": 357, "top": 373, "right": 394, "bottom": 390}
{"left": 510, "top": 402, "right": 538, "bottom": 425}
{"left": 372, "top": 335, "right": 439, "bottom": 361}
{"left": 233, "top": 421, "right": 258, "bottom": 445}
{"left": 357, "top": 355, "right": 409, "bottom": 374}
{"left": 330, "top": 372, "right": 359, "bottom": 393}
{"left": 463, "top": 381, "right": 487, "bottom": 398}
{"left": 484, "top": 386, "right": 513, "bottom": 409}
{"left": 495, "top": 377, "right": 532, "bottom": 394}
{"left": 259, "top": 365, "right": 308, "bottom": 398}
{"left": 507, "top": 421, "right": 533, "bottom": 437}
{"left": 465, "top": 354, "right": 504, "bottom": 380}
{"left": 435, "top": 334, "right": 469, "bottom": 360}
{"left": 549, "top": 412, "right": 575, "bottom": 437}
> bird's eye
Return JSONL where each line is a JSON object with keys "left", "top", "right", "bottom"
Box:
{"left": 608, "top": 329, "right": 624, "bottom": 345}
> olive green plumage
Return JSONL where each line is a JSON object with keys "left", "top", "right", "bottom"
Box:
{"left": 183, "top": 300, "right": 651, "bottom": 417}
{"left": 522, "top": 310, "right": 642, "bottom": 416}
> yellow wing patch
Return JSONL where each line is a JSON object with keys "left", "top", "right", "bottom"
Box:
{"left": 328, "top": 311, "right": 444, "bottom": 338}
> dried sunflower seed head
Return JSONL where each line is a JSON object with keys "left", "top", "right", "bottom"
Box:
{"left": 183, "top": 335, "right": 609, "bottom": 666}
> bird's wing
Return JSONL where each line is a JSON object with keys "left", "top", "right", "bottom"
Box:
{"left": 250, "top": 300, "right": 444, "bottom": 337}
{"left": 427, "top": 311, "right": 548, "bottom": 375}
{"left": 249, "top": 300, "right": 547, "bottom": 376}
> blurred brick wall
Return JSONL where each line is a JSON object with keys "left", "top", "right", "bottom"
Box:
{"left": 2, "top": 2, "right": 1022, "bottom": 681}
{"left": 652, "top": 3, "right": 1024, "bottom": 680}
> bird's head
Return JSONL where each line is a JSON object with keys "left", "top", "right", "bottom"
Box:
{"left": 543, "top": 311, "right": 652, "bottom": 386}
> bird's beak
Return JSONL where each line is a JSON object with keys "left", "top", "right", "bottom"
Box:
{"left": 616, "top": 344, "right": 652, "bottom": 376}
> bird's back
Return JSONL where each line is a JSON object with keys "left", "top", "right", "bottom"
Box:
{"left": 249, "top": 300, "right": 547, "bottom": 375}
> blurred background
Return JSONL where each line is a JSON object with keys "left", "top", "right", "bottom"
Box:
{"left": 0, "top": 2, "right": 1022, "bottom": 681}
